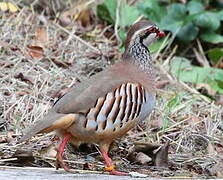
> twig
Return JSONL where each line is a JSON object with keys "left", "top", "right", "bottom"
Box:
{"left": 193, "top": 40, "right": 210, "bottom": 67}
{"left": 54, "top": 23, "right": 101, "bottom": 54}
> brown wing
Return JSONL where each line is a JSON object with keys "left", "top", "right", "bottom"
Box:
{"left": 19, "top": 61, "right": 154, "bottom": 142}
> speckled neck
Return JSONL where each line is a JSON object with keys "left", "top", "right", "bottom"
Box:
{"left": 123, "top": 37, "right": 154, "bottom": 75}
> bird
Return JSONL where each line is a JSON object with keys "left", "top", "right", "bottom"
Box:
{"left": 19, "top": 20, "right": 165, "bottom": 176}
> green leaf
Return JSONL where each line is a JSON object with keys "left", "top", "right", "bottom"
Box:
{"left": 166, "top": 3, "right": 186, "bottom": 21}
{"left": 176, "top": 23, "right": 199, "bottom": 42}
{"left": 207, "top": 48, "right": 223, "bottom": 64}
{"left": 216, "top": 10, "right": 223, "bottom": 20}
{"left": 170, "top": 57, "right": 223, "bottom": 94}
{"left": 159, "top": 3, "right": 199, "bottom": 42}
{"left": 119, "top": 1, "right": 140, "bottom": 27}
{"left": 104, "top": 0, "right": 116, "bottom": 21}
{"left": 159, "top": 3, "right": 186, "bottom": 32}
{"left": 118, "top": 29, "right": 126, "bottom": 43}
{"left": 194, "top": 12, "right": 220, "bottom": 31}
{"left": 96, "top": 0, "right": 116, "bottom": 24}
{"left": 137, "top": 0, "right": 166, "bottom": 23}
{"left": 200, "top": 32, "right": 223, "bottom": 44}
{"left": 187, "top": 1, "right": 204, "bottom": 14}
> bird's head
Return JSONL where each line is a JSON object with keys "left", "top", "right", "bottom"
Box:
{"left": 125, "top": 20, "right": 165, "bottom": 49}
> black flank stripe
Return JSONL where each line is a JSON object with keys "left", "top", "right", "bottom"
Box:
{"left": 138, "top": 85, "right": 143, "bottom": 104}
{"left": 143, "top": 87, "right": 147, "bottom": 102}
{"left": 102, "top": 120, "right": 107, "bottom": 130}
{"left": 136, "top": 104, "right": 142, "bottom": 117}
{"left": 83, "top": 117, "right": 88, "bottom": 128}
{"left": 131, "top": 85, "right": 138, "bottom": 119}
{"left": 135, "top": 85, "right": 138, "bottom": 103}
{"left": 112, "top": 96, "right": 122, "bottom": 123}
{"left": 132, "top": 103, "right": 138, "bottom": 120}
{"left": 95, "top": 97, "right": 105, "bottom": 121}
{"left": 126, "top": 102, "right": 133, "bottom": 122}
{"left": 120, "top": 95, "right": 127, "bottom": 122}
{"left": 129, "top": 84, "right": 133, "bottom": 103}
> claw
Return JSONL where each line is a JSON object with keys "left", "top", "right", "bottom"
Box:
{"left": 101, "top": 150, "right": 128, "bottom": 176}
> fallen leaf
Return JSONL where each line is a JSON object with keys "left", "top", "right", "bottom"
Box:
{"left": 0, "top": 2, "right": 7, "bottom": 11}
{"left": 26, "top": 45, "right": 44, "bottom": 59}
{"left": 59, "top": 1, "right": 93, "bottom": 27}
{"left": 154, "top": 141, "right": 169, "bottom": 167}
{"left": 135, "top": 152, "right": 152, "bottom": 165}
{"left": 76, "top": 8, "right": 92, "bottom": 27}
{"left": 0, "top": 2, "right": 19, "bottom": 12}
{"left": 7, "top": 2, "right": 18, "bottom": 12}
{"left": 35, "top": 27, "right": 48, "bottom": 46}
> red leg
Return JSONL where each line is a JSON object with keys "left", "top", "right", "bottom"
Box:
{"left": 101, "top": 150, "right": 129, "bottom": 176}
{"left": 56, "top": 133, "right": 73, "bottom": 173}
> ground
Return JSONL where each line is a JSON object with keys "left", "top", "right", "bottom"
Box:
{"left": 0, "top": 4, "right": 223, "bottom": 179}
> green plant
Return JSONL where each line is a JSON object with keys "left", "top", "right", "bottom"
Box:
{"left": 170, "top": 56, "right": 223, "bottom": 94}
{"left": 139, "top": 1, "right": 223, "bottom": 44}
{"left": 97, "top": 0, "right": 223, "bottom": 44}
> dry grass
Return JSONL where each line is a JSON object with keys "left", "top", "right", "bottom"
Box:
{"left": 0, "top": 5, "right": 223, "bottom": 178}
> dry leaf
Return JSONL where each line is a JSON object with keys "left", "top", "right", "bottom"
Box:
{"left": 59, "top": 1, "right": 93, "bottom": 27}
{"left": 135, "top": 152, "right": 152, "bottom": 165}
{"left": 154, "top": 141, "right": 169, "bottom": 167}
{"left": 26, "top": 45, "right": 44, "bottom": 59}
{"left": 35, "top": 27, "right": 48, "bottom": 46}
{"left": 0, "top": 2, "right": 19, "bottom": 12}
{"left": 77, "top": 8, "right": 92, "bottom": 27}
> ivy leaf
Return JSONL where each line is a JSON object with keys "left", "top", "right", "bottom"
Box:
{"left": 176, "top": 23, "right": 199, "bottom": 42}
{"left": 194, "top": 12, "right": 220, "bottom": 31}
{"left": 170, "top": 57, "right": 223, "bottom": 94}
{"left": 187, "top": 1, "right": 204, "bottom": 14}
{"left": 137, "top": 0, "right": 166, "bottom": 23}
{"left": 207, "top": 48, "right": 223, "bottom": 65}
{"left": 200, "top": 31, "right": 223, "bottom": 44}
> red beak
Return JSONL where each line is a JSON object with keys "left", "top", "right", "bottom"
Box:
{"left": 157, "top": 30, "right": 165, "bottom": 37}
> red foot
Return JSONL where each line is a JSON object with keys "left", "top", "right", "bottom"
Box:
{"left": 56, "top": 133, "right": 73, "bottom": 173}
{"left": 101, "top": 150, "right": 129, "bottom": 176}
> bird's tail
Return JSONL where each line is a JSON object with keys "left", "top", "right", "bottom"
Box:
{"left": 18, "top": 112, "right": 77, "bottom": 143}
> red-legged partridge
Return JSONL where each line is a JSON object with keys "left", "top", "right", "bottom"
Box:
{"left": 19, "top": 20, "right": 165, "bottom": 175}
